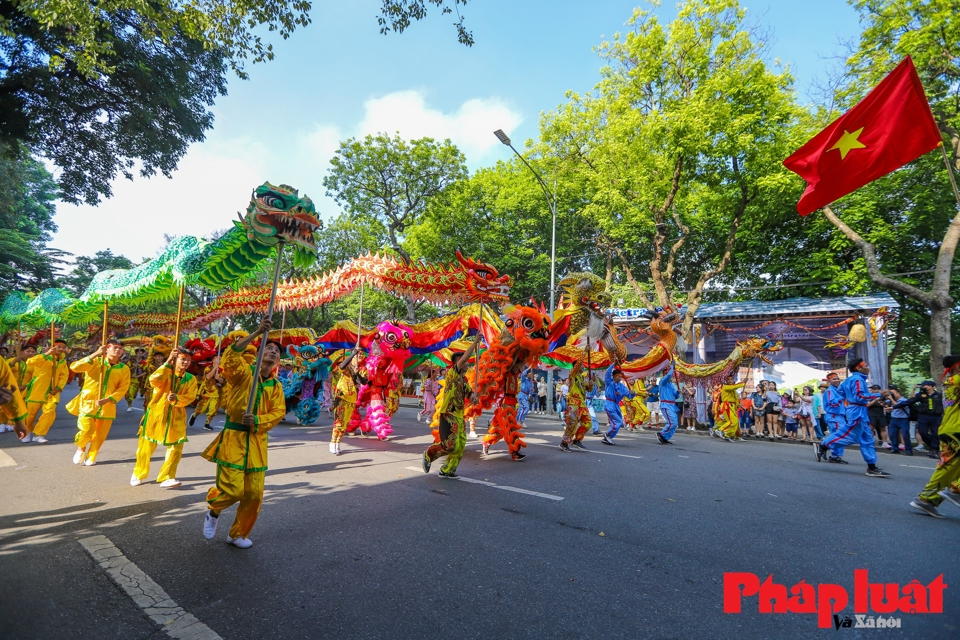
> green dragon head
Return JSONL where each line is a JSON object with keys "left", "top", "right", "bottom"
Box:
{"left": 241, "top": 183, "right": 322, "bottom": 264}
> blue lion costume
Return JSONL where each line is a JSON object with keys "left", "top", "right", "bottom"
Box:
{"left": 282, "top": 344, "right": 333, "bottom": 425}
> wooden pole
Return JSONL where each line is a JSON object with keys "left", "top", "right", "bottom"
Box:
{"left": 941, "top": 144, "right": 960, "bottom": 208}
{"left": 50, "top": 319, "right": 56, "bottom": 349}
{"left": 356, "top": 283, "right": 365, "bottom": 348}
{"left": 246, "top": 244, "right": 285, "bottom": 415}
{"left": 279, "top": 309, "right": 287, "bottom": 346}
{"left": 98, "top": 301, "right": 108, "bottom": 401}
{"left": 15, "top": 321, "right": 20, "bottom": 357}
{"left": 474, "top": 303, "right": 485, "bottom": 389}
{"left": 173, "top": 284, "right": 185, "bottom": 344}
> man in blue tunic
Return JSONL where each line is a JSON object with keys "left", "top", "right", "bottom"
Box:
{"left": 816, "top": 359, "right": 891, "bottom": 477}
{"left": 656, "top": 363, "right": 680, "bottom": 444}
{"left": 601, "top": 364, "right": 634, "bottom": 446}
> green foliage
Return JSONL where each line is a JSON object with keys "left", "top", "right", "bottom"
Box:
{"left": 323, "top": 133, "right": 468, "bottom": 262}
{"left": 0, "top": 147, "right": 65, "bottom": 293}
{"left": 378, "top": 1, "right": 474, "bottom": 46}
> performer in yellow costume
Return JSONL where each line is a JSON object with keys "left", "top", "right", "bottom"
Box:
{"left": 560, "top": 361, "right": 593, "bottom": 451}
{"left": 422, "top": 338, "right": 478, "bottom": 477}
{"left": 625, "top": 378, "right": 649, "bottom": 431}
{"left": 22, "top": 339, "right": 69, "bottom": 443}
{"left": 2, "top": 345, "right": 34, "bottom": 433}
{"left": 132, "top": 348, "right": 198, "bottom": 487}
{"left": 329, "top": 350, "right": 367, "bottom": 455}
{"left": 125, "top": 346, "right": 147, "bottom": 412}
{"left": 714, "top": 374, "right": 746, "bottom": 441}
{"left": 911, "top": 356, "right": 960, "bottom": 518}
{"left": 201, "top": 320, "right": 285, "bottom": 549}
{"left": 0, "top": 355, "right": 29, "bottom": 439}
{"left": 66, "top": 341, "right": 131, "bottom": 465}
{"left": 189, "top": 357, "right": 221, "bottom": 430}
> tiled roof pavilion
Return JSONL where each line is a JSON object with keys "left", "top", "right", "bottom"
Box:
{"left": 693, "top": 293, "right": 899, "bottom": 323}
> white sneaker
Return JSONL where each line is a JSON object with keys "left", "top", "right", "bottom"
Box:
{"left": 329, "top": 441, "right": 337, "bottom": 454}
{"left": 33, "top": 436, "right": 48, "bottom": 443}
{"left": 468, "top": 431, "right": 478, "bottom": 439}
{"left": 159, "top": 479, "right": 181, "bottom": 488}
{"left": 203, "top": 512, "right": 219, "bottom": 539}
{"left": 83, "top": 459, "right": 95, "bottom": 466}
{"left": 0, "top": 425, "right": 9, "bottom": 433}
{"left": 73, "top": 448, "right": 86, "bottom": 465}
{"left": 130, "top": 474, "right": 141, "bottom": 486}
{"left": 20, "top": 433, "right": 32, "bottom": 443}
{"left": 126, "top": 406, "right": 133, "bottom": 412}
{"left": 226, "top": 535, "right": 252, "bottom": 549}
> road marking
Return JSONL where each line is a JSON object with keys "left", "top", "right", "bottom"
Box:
{"left": 900, "top": 464, "right": 936, "bottom": 470}
{"left": 403, "top": 467, "right": 564, "bottom": 501}
{"left": 678, "top": 455, "right": 690, "bottom": 458}
{"left": 0, "top": 448, "right": 16, "bottom": 468}
{"left": 78, "top": 535, "right": 221, "bottom": 640}
{"left": 767, "top": 493, "right": 778, "bottom": 497}
{"left": 529, "top": 442, "right": 643, "bottom": 460}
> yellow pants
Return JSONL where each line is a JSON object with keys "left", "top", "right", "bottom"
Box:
{"left": 27, "top": 397, "right": 59, "bottom": 436}
{"left": 133, "top": 437, "right": 184, "bottom": 482}
{"left": 206, "top": 467, "right": 265, "bottom": 539}
{"left": 194, "top": 395, "right": 218, "bottom": 422}
{"left": 716, "top": 403, "right": 740, "bottom": 439}
{"left": 74, "top": 417, "right": 114, "bottom": 463}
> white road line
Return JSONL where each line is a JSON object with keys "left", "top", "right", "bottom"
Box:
{"left": 529, "top": 442, "right": 644, "bottom": 460}
{"left": 403, "top": 467, "right": 564, "bottom": 501}
{"left": 900, "top": 464, "right": 936, "bottom": 470}
{"left": 0, "top": 448, "right": 16, "bottom": 468}
{"left": 78, "top": 535, "right": 221, "bottom": 640}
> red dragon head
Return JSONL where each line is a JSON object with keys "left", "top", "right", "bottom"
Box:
{"left": 502, "top": 304, "right": 552, "bottom": 364}
{"left": 456, "top": 250, "right": 511, "bottom": 303}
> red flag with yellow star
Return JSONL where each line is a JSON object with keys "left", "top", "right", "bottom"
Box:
{"left": 784, "top": 56, "right": 942, "bottom": 216}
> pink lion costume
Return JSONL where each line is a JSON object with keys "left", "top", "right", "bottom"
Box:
{"left": 347, "top": 320, "right": 412, "bottom": 440}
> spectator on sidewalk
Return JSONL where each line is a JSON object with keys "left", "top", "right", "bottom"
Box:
{"left": 783, "top": 400, "right": 800, "bottom": 440}
{"left": 738, "top": 390, "right": 753, "bottom": 438}
{"left": 681, "top": 383, "right": 697, "bottom": 431}
{"left": 751, "top": 382, "right": 767, "bottom": 437}
{"left": 812, "top": 381, "right": 828, "bottom": 437}
{"left": 795, "top": 386, "right": 816, "bottom": 441}
{"left": 885, "top": 386, "right": 912, "bottom": 455}
{"left": 764, "top": 381, "right": 783, "bottom": 440}
{"left": 906, "top": 380, "right": 944, "bottom": 458}
{"left": 868, "top": 383, "right": 891, "bottom": 449}
{"left": 537, "top": 377, "right": 547, "bottom": 414}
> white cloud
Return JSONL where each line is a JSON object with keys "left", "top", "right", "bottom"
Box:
{"left": 51, "top": 91, "right": 522, "bottom": 262}
{"left": 359, "top": 90, "right": 522, "bottom": 162}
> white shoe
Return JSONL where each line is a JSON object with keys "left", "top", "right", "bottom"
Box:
{"left": 83, "top": 459, "right": 95, "bottom": 466}
{"left": 468, "top": 431, "right": 478, "bottom": 439}
{"left": 226, "top": 535, "right": 252, "bottom": 549}
{"left": 33, "top": 436, "right": 48, "bottom": 443}
{"left": 130, "top": 474, "right": 141, "bottom": 486}
{"left": 0, "top": 425, "right": 9, "bottom": 432}
{"left": 20, "top": 433, "right": 32, "bottom": 443}
{"left": 159, "top": 479, "right": 181, "bottom": 488}
{"left": 126, "top": 406, "right": 133, "bottom": 412}
{"left": 329, "top": 441, "right": 338, "bottom": 455}
{"left": 203, "top": 512, "right": 219, "bottom": 539}
{"left": 73, "top": 449, "right": 85, "bottom": 464}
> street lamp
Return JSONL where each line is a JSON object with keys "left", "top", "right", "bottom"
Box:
{"left": 494, "top": 129, "right": 559, "bottom": 415}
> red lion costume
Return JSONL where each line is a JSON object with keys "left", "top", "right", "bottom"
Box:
{"left": 466, "top": 305, "right": 552, "bottom": 461}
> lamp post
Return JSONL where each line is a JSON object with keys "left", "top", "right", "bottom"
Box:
{"left": 494, "top": 129, "right": 558, "bottom": 415}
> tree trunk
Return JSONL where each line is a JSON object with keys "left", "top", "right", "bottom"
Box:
{"left": 605, "top": 246, "right": 613, "bottom": 287}
{"left": 821, "top": 204, "right": 958, "bottom": 379}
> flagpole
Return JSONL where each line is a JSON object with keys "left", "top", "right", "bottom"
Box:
{"left": 356, "top": 283, "right": 364, "bottom": 348}
{"left": 246, "top": 244, "right": 285, "bottom": 415}
{"left": 98, "top": 301, "right": 108, "bottom": 402}
{"left": 939, "top": 144, "right": 960, "bottom": 209}
{"left": 173, "top": 284, "right": 185, "bottom": 345}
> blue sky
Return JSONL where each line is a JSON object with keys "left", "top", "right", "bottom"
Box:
{"left": 51, "top": 0, "right": 862, "bottom": 261}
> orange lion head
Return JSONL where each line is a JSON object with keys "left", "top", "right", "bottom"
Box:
{"left": 503, "top": 305, "right": 552, "bottom": 362}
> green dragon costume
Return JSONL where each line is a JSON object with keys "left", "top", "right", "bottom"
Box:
{"left": 0, "top": 183, "right": 321, "bottom": 327}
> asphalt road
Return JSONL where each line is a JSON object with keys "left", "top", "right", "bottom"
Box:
{"left": 2, "top": 387, "right": 958, "bottom": 639}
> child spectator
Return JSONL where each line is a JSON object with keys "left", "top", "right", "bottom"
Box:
{"left": 738, "top": 391, "right": 753, "bottom": 437}
{"left": 783, "top": 400, "right": 800, "bottom": 440}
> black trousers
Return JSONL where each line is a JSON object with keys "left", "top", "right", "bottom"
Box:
{"left": 916, "top": 414, "right": 942, "bottom": 452}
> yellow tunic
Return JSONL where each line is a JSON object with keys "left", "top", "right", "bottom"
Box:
{"left": 25, "top": 353, "right": 68, "bottom": 404}
{"left": 627, "top": 379, "right": 650, "bottom": 424}
{"left": 141, "top": 365, "right": 199, "bottom": 445}
{"left": 66, "top": 357, "right": 131, "bottom": 420}
{"left": 6, "top": 356, "right": 33, "bottom": 391}
{"left": 715, "top": 382, "right": 746, "bottom": 437}
{"left": 202, "top": 345, "right": 285, "bottom": 472}
{"left": 0, "top": 356, "right": 28, "bottom": 424}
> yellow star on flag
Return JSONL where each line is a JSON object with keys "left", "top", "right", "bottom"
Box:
{"left": 828, "top": 127, "right": 867, "bottom": 160}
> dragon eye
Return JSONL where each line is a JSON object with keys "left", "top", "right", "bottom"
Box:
{"left": 261, "top": 195, "right": 284, "bottom": 209}
{"left": 385, "top": 333, "right": 397, "bottom": 343}
{"left": 521, "top": 317, "right": 535, "bottom": 330}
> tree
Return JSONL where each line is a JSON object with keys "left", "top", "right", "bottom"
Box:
{"left": 0, "top": 148, "right": 66, "bottom": 293}
{"left": 63, "top": 250, "right": 135, "bottom": 297}
{"left": 0, "top": 1, "right": 476, "bottom": 205}
{"left": 539, "top": 0, "right": 806, "bottom": 338}
{"left": 324, "top": 133, "right": 467, "bottom": 320}
{"left": 810, "top": 0, "right": 960, "bottom": 377}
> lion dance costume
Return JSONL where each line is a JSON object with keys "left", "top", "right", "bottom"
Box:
{"left": 468, "top": 305, "right": 552, "bottom": 461}
{"left": 348, "top": 321, "right": 412, "bottom": 440}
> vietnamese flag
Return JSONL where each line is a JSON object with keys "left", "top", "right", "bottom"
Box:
{"left": 784, "top": 56, "right": 943, "bottom": 216}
